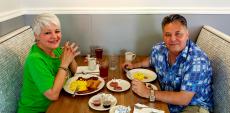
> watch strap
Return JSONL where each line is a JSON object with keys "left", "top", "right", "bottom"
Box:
{"left": 149, "top": 89, "right": 155, "bottom": 102}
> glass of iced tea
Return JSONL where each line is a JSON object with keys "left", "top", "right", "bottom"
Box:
{"left": 95, "top": 48, "right": 103, "bottom": 59}
{"left": 99, "top": 60, "right": 109, "bottom": 80}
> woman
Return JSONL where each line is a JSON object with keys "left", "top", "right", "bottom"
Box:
{"left": 18, "top": 13, "right": 80, "bottom": 113}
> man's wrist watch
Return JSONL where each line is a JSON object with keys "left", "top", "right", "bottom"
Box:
{"left": 149, "top": 89, "right": 155, "bottom": 102}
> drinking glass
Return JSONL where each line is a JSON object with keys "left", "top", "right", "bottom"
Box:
{"left": 88, "top": 57, "right": 97, "bottom": 71}
{"left": 95, "top": 48, "right": 103, "bottom": 59}
{"left": 99, "top": 60, "right": 109, "bottom": 80}
{"left": 90, "top": 45, "right": 99, "bottom": 57}
{"left": 109, "top": 55, "right": 118, "bottom": 70}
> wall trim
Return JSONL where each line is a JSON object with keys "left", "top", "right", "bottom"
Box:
{"left": 22, "top": 7, "right": 230, "bottom": 14}
{"left": 1, "top": 7, "right": 230, "bottom": 22}
{"left": 0, "top": 10, "right": 23, "bottom": 22}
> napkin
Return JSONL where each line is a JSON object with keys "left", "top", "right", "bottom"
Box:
{"left": 133, "top": 103, "right": 164, "bottom": 113}
{"left": 75, "top": 65, "right": 99, "bottom": 75}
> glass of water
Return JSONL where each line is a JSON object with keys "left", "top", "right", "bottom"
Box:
{"left": 109, "top": 55, "right": 118, "bottom": 71}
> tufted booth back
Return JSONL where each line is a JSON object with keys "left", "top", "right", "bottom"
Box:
{"left": 0, "top": 26, "right": 34, "bottom": 113}
{"left": 196, "top": 26, "right": 230, "bottom": 113}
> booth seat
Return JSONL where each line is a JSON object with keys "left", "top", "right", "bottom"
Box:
{"left": 196, "top": 25, "right": 230, "bottom": 113}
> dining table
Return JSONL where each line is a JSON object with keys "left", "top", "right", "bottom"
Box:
{"left": 46, "top": 55, "right": 170, "bottom": 113}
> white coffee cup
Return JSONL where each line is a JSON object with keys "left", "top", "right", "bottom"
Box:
{"left": 125, "top": 52, "right": 136, "bottom": 62}
{"left": 88, "top": 57, "right": 96, "bottom": 70}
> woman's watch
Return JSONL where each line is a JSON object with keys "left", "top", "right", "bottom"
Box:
{"left": 149, "top": 89, "right": 155, "bottom": 102}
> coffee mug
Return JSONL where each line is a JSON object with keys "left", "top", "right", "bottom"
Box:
{"left": 88, "top": 58, "right": 97, "bottom": 71}
{"left": 125, "top": 52, "right": 136, "bottom": 62}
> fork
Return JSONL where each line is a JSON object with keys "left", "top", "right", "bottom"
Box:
{"left": 72, "top": 86, "right": 79, "bottom": 97}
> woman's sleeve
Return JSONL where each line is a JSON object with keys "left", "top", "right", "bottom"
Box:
{"left": 27, "top": 57, "right": 55, "bottom": 94}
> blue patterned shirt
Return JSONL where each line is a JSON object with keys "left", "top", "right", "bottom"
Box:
{"left": 149, "top": 40, "right": 213, "bottom": 113}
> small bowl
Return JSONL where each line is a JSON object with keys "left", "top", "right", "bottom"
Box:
{"left": 92, "top": 99, "right": 101, "bottom": 106}
{"left": 103, "top": 100, "right": 111, "bottom": 108}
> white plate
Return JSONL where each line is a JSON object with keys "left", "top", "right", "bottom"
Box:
{"left": 88, "top": 93, "right": 117, "bottom": 111}
{"left": 106, "top": 79, "right": 131, "bottom": 92}
{"left": 126, "top": 69, "right": 157, "bottom": 82}
{"left": 63, "top": 74, "right": 105, "bottom": 95}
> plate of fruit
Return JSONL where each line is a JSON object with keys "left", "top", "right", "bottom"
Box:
{"left": 106, "top": 79, "right": 130, "bottom": 92}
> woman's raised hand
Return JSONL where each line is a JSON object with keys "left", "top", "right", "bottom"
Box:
{"left": 60, "top": 41, "right": 80, "bottom": 68}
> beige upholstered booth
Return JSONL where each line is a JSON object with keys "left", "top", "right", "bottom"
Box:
{"left": 0, "top": 26, "right": 34, "bottom": 113}
{"left": 196, "top": 25, "right": 230, "bottom": 113}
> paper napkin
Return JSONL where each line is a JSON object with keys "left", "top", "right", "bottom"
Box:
{"left": 75, "top": 65, "right": 99, "bottom": 75}
{"left": 133, "top": 103, "right": 164, "bottom": 113}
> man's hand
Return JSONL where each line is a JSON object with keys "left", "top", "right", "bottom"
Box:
{"left": 122, "top": 62, "right": 135, "bottom": 70}
{"left": 131, "top": 79, "right": 150, "bottom": 98}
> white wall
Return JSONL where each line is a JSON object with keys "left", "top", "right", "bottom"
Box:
{"left": 1, "top": 0, "right": 230, "bottom": 22}
{"left": 0, "top": 0, "right": 22, "bottom": 22}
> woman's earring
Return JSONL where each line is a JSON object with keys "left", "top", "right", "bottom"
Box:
{"left": 35, "top": 39, "right": 40, "bottom": 42}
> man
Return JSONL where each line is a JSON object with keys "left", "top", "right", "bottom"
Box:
{"left": 124, "top": 14, "right": 213, "bottom": 113}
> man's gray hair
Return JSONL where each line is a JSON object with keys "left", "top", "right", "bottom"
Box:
{"left": 32, "top": 13, "right": 61, "bottom": 35}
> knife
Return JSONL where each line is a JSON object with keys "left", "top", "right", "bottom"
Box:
{"left": 76, "top": 72, "right": 99, "bottom": 74}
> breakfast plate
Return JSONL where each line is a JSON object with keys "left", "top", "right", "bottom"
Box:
{"left": 126, "top": 69, "right": 157, "bottom": 82}
{"left": 88, "top": 93, "right": 117, "bottom": 111}
{"left": 106, "top": 79, "right": 131, "bottom": 92}
{"left": 63, "top": 74, "right": 105, "bottom": 95}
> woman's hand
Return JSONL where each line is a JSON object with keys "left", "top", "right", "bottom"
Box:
{"left": 131, "top": 79, "right": 150, "bottom": 98}
{"left": 60, "top": 42, "right": 80, "bottom": 68}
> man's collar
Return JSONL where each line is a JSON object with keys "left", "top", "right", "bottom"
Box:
{"left": 180, "top": 40, "right": 190, "bottom": 59}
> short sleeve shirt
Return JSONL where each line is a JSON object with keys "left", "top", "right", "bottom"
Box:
{"left": 149, "top": 40, "right": 213, "bottom": 113}
{"left": 18, "top": 44, "right": 62, "bottom": 113}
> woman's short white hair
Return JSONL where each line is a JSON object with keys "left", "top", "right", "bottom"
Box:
{"left": 32, "top": 13, "right": 61, "bottom": 35}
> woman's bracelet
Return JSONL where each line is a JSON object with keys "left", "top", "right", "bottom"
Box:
{"left": 59, "top": 66, "right": 71, "bottom": 78}
{"left": 59, "top": 66, "right": 69, "bottom": 72}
